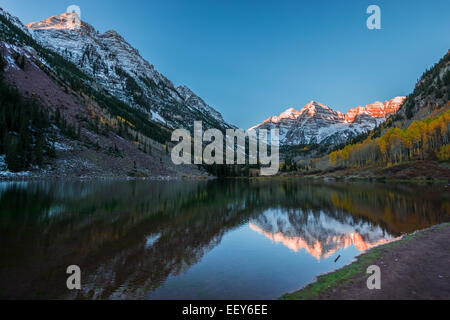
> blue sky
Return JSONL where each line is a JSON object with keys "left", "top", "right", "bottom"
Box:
{"left": 1, "top": 0, "right": 449, "bottom": 129}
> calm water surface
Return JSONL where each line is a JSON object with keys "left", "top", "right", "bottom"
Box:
{"left": 0, "top": 179, "right": 448, "bottom": 299}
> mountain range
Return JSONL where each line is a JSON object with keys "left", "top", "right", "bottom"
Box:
{"left": 251, "top": 97, "right": 406, "bottom": 145}
{"left": 18, "top": 10, "right": 405, "bottom": 147}
{"left": 1, "top": 7, "right": 440, "bottom": 178}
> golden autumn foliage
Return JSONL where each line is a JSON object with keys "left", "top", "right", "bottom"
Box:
{"left": 117, "top": 115, "right": 135, "bottom": 128}
{"left": 330, "top": 110, "right": 450, "bottom": 167}
{"left": 437, "top": 145, "right": 450, "bottom": 161}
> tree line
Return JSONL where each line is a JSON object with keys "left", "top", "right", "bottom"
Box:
{"left": 330, "top": 110, "right": 450, "bottom": 167}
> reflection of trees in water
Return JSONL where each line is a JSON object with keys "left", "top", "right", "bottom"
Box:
{"left": 248, "top": 181, "right": 449, "bottom": 235}
{"left": 0, "top": 180, "right": 448, "bottom": 299}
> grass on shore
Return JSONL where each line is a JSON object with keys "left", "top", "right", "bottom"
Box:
{"left": 280, "top": 223, "right": 450, "bottom": 300}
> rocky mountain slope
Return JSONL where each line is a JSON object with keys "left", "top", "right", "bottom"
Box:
{"left": 0, "top": 8, "right": 217, "bottom": 178}
{"left": 251, "top": 97, "right": 406, "bottom": 145}
{"left": 26, "top": 12, "right": 231, "bottom": 132}
{"left": 311, "top": 50, "right": 450, "bottom": 177}
{"left": 399, "top": 50, "right": 450, "bottom": 120}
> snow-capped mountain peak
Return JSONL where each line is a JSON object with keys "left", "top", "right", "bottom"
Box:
{"left": 273, "top": 107, "right": 302, "bottom": 122}
{"left": 27, "top": 12, "right": 82, "bottom": 31}
{"left": 304, "top": 100, "right": 329, "bottom": 110}
{"left": 25, "top": 11, "right": 232, "bottom": 131}
{"left": 251, "top": 97, "right": 406, "bottom": 145}
{"left": 345, "top": 97, "right": 406, "bottom": 123}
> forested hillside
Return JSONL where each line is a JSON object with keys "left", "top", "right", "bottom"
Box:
{"left": 329, "top": 109, "right": 450, "bottom": 167}
{"left": 0, "top": 52, "right": 53, "bottom": 172}
{"left": 323, "top": 50, "right": 450, "bottom": 177}
{"left": 401, "top": 50, "right": 450, "bottom": 119}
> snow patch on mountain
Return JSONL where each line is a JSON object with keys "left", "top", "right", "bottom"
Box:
{"left": 0, "top": 8, "right": 32, "bottom": 36}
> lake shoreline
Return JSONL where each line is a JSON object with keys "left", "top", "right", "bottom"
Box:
{"left": 276, "top": 160, "right": 450, "bottom": 184}
{"left": 281, "top": 222, "right": 450, "bottom": 300}
{"left": 0, "top": 173, "right": 214, "bottom": 182}
{"left": 1, "top": 160, "right": 449, "bottom": 183}
{"left": 1, "top": 175, "right": 448, "bottom": 185}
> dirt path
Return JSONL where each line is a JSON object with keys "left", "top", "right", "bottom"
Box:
{"left": 282, "top": 223, "right": 450, "bottom": 300}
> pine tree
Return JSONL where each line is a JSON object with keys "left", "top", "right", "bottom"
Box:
{"left": 35, "top": 135, "right": 44, "bottom": 166}
{"left": 55, "top": 108, "right": 61, "bottom": 126}
{"left": 77, "top": 122, "right": 81, "bottom": 139}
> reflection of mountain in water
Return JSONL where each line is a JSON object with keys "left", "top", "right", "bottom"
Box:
{"left": 0, "top": 180, "right": 448, "bottom": 299}
{"left": 249, "top": 208, "right": 396, "bottom": 260}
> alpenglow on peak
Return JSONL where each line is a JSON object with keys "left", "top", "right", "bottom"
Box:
{"left": 251, "top": 97, "right": 406, "bottom": 145}
{"left": 26, "top": 11, "right": 232, "bottom": 132}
